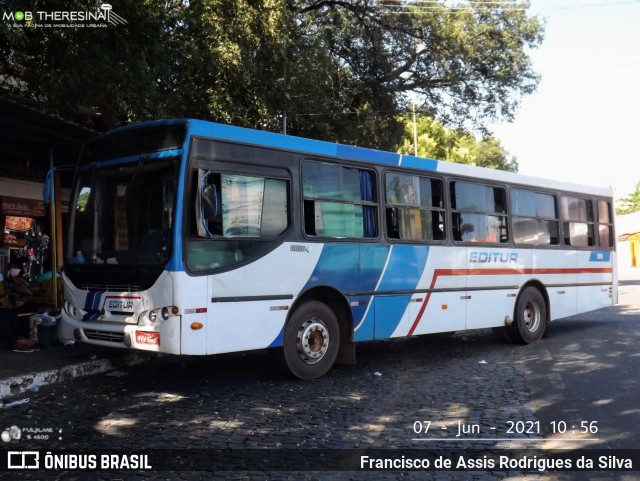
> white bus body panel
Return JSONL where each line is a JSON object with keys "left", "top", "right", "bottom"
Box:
{"left": 206, "top": 243, "right": 322, "bottom": 354}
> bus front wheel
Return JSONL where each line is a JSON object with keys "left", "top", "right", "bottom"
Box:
{"left": 283, "top": 301, "right": 340, "bottom": 380}
{"left": 509, "top": 287, "right": 547, "bottom": 344}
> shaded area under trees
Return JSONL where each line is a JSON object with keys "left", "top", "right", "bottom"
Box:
{"left": 1, "top": 0, "right": 543, "bottom": 162}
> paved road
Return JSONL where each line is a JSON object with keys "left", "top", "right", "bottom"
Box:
{"left": 522, "top": 282, "right": 640, "bottom": 450}
{"left": 2, "top": 284, "right": 640, "bottom": 480}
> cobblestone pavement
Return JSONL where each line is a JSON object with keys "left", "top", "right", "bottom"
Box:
{"left": 3, "top": 284, "right": 640, "bottom": 480}
{"left": 3, "top": 330, "right": 544, "bottom": 480}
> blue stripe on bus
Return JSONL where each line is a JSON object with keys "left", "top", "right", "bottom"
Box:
{"left": 373, "top": 295, "right": 412, "bottom": 339}
{"left": 371, "top": 245, "right": 429, "bottom": 339}
{"left": 211, "top": 122, "right": 339, "bottom": 158}
{"left": 268, "top": 243, "right": 390, "bottom": 348}
{"left": 268, "top": 327, "right": 286, "bottom": 348}
{"left": 352, "top": 244, "right": 392, "bottom": 341}
{"left": 336, "top": 144, "right": 400, "bottom": 165}
{"left": 84, "top": 291, "right": 102, "bottom": 311}
{"left": 93, "top": 292, "right": 103, "bottom": 310}
{"left": 268, "top": 244, "right": 431, "bottom": 346}
{"left": 399, "top": 154, "right": 439, "bottom": 171}
{"left": 376, "top": 245, "right": 429, "bottom": 291}
{"left": 207, "top": 121, "right": 405, "bottom": 165}
{"left": 301, "top": 243, "right": 391, "bottom": 293}
{"left": 589, "top": 251, "right": 611, "bottom": 262}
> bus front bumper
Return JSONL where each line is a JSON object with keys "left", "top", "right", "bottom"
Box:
{"left": 60, "top": 312, "right": 182, "bottom": 355}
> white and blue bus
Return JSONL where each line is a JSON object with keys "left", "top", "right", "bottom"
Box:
{"left": 60, "top": 119, "right": 616, "bottom": 379}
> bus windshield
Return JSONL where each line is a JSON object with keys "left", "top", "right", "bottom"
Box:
{"left": 68, "top": 153, "right": 180, "bottom": 267}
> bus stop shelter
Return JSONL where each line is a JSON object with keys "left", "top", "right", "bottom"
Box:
{"left": 0, "top": 96, "right": 96, "bottom": 301}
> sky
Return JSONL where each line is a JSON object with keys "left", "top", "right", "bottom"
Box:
{"left": 489, "top": 0, "right": 640, "bottom": 202}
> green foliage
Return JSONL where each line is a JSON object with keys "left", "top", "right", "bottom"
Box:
{"left": 1, "top": 0, "right": 544, "bottom": 150}
{"left": 616, "top": 181, "right": 640, "bottom": 215}
{"left": 398, "top": 115, "right": 518, "bottom": 172}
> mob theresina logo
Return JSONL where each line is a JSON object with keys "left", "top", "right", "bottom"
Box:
{"left": 2, "top": 4, "right": 127, "bottom": 27}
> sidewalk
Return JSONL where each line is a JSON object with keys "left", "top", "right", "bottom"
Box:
{"left": 0, "top": 341, "right": 156, "bottom": 400}
{"left": 619, "top": 267, "right": 640, "bottom": 284}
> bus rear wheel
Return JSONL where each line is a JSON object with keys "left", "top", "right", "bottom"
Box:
{"left": 509, "top": 287, "right": 547, "bottom": 344}
{"left": 283, "top": 301, "right": 340, "bottom": 380}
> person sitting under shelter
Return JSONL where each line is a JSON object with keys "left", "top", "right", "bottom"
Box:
{"left": 6, "top": 261, "right": 44, "bottom": 304}
{"left": 0, "top": 270, "right": 33, "bottom": 350}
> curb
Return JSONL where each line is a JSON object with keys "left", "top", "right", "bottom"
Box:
{"left": 0, "top": 351, "right": 151, "bottom": 401}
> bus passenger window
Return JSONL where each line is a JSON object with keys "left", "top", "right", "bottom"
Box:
{"left": 303, "top": 161, "right": 378, "bottom": 239}
{"left": 561, "top": 196, "right": 595, "bottom": 247}
{"left": 512, "top": 189, "right": 559, "bottom": 246}
{"left": 450, "top": 181, "right": 508, "bottom": 243}
{"left": 597, "top": 200, "right": 613, "bottom": 248}
{"left": 384, "top": 173, "right": 445, "bottom": 241}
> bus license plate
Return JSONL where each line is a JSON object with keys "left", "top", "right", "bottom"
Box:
{"left": 135, "top": 331, "right": 160, "bottom": 346}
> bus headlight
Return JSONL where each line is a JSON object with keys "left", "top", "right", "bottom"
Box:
{"left": 145, "top": 307, "right": 176, "bottom": 324}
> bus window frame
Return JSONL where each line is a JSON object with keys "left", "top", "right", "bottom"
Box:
{"left": 509, "top": 187, "right": 561, "bottom": 248}
{"left": 300, "top": 158, "right": 381, "bottom": 243}
{"left": 382, "top": 168, "right": 447, "bottom": 245}
{"left": 559, "top": 194, "right": 597, "bottom": 249}
{"left": 448, "top": 178, "right": 509, "bottom": 246}
{"left": 184, "top": 152, "right": 293, "bottom": 276}
{"left": 595, "top": 197, "right": 615, "bottom": 250}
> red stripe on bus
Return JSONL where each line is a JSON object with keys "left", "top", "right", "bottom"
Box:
{"left": 407, "top": 266, "right": 613, "bottom": 336}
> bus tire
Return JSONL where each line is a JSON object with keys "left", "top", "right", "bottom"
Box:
{"left": 509, "top": 287, "right": 547, "bottom": 344}
{"left": 283, "top": 301, "right": 340, "bottom": 380}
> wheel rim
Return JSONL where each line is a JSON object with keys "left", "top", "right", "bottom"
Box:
{"left": 295, "top": 318, "right": 330, "bottom": 365}
{"left": 522, "top": 300, "right": 541, "bottom": 333}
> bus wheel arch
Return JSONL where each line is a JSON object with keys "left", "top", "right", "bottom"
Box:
{"left": 509, "top": 282, "right": 549, "bottom": 344}
{"left": 283, "top": 287, "right": 354, "bottom": 379}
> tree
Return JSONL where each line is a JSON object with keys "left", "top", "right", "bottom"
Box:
{"left": 1, "top": 0, "right": 544, "bottom": 149}
{"left": 0, "top": 0, "right": 290, "bottom": 130}
{"left": 616, "top": 181, "right": 640, "bottom": 215}
{"left": 397, "top": 115, "right": 518, "bottom": 172}
{"left": 286, "top": 0, "right": 544, "bottom": 146}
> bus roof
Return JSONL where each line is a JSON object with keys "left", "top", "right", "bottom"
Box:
{"left": 104, "top": 118, "right": 613, "bottom": 198}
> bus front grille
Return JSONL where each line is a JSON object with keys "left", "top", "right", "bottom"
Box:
{"left": 79, "top": 284, "right": 143, "bottom": 292}
{"left": 83, "top": 329, "right": 125, "bottom": 343}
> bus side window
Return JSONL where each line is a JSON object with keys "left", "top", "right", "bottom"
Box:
{"left": 561, "top": 196, "right": 595, "bottom": 247}
{"left": 302, "top": 161, "right": 378, "bottom": 239}
{"left": 512, "top": 189, "right": 559, "bottom": 246}
{"left": 384, "top": 173, "right": 445, "bottom": 242}
{"left": 597, "top": 200, "right": 613, "bottom": 248}
{"left": 451, "top": 181, "right": 508, "bottom": 243}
